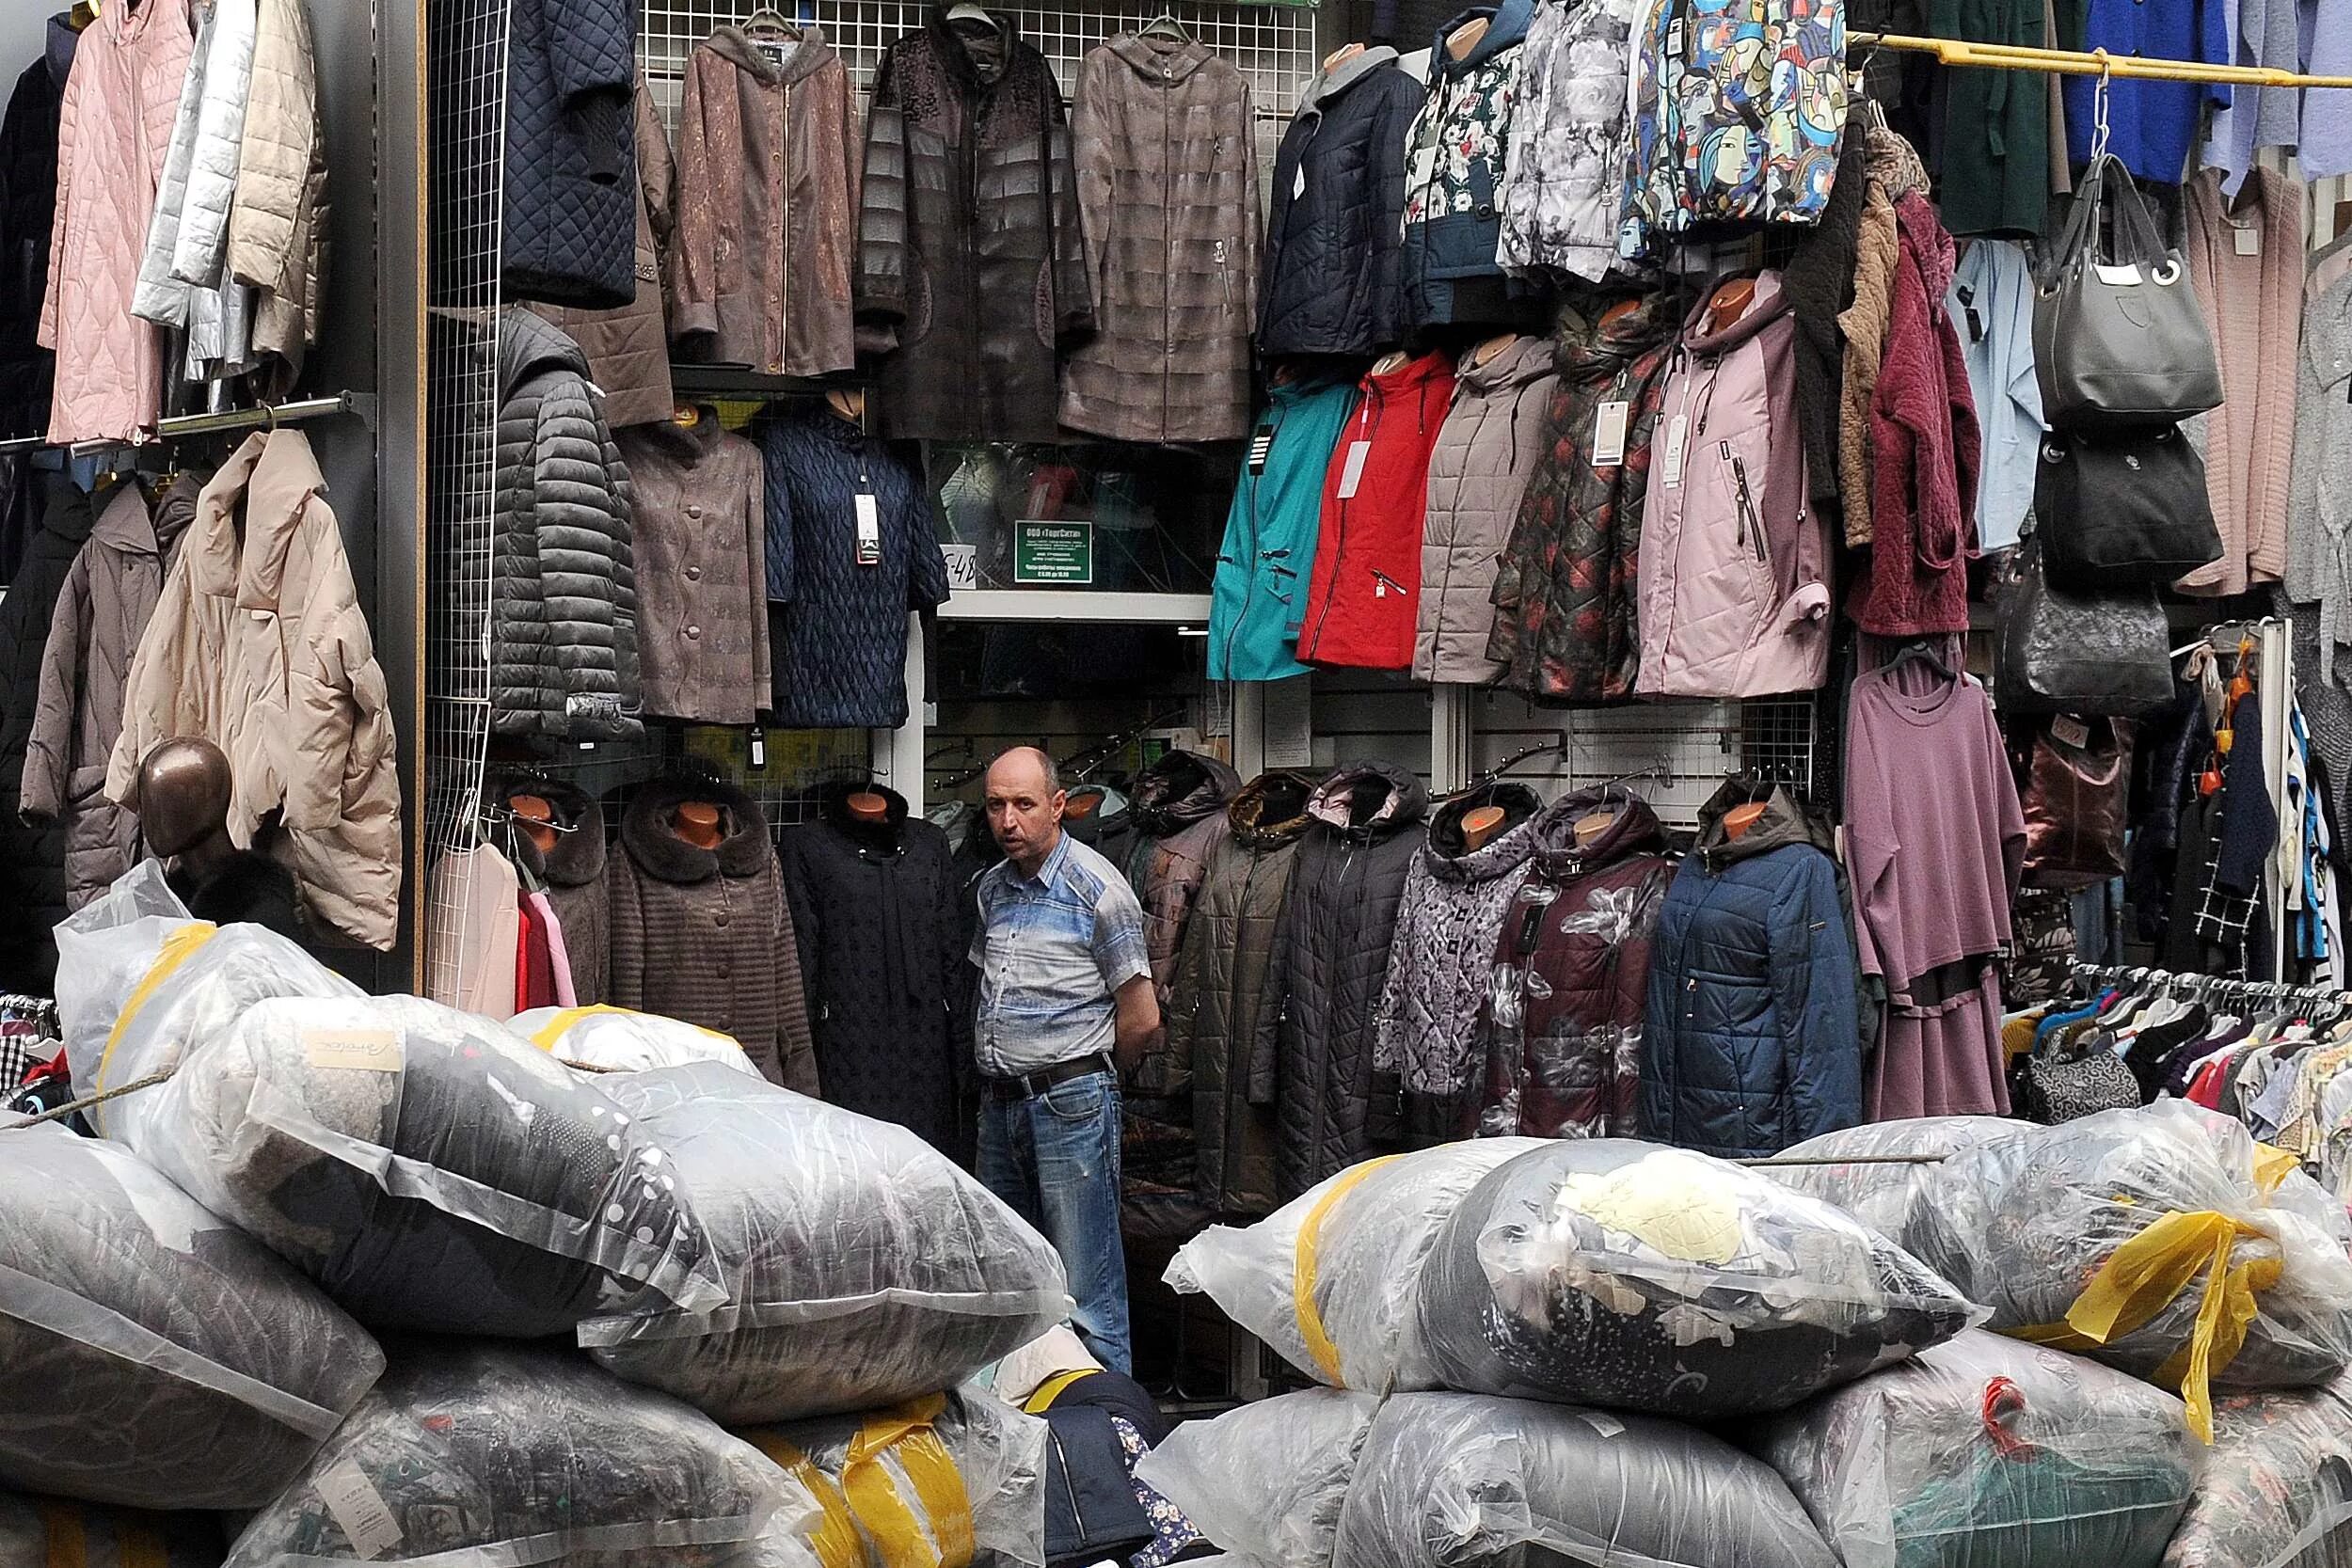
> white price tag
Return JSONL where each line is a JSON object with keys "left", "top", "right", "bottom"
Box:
{"left": 1294, "top": 164, "right": 1307, "bottom": 200}
{"left": 303, "top": 1028, "right": 403, "bottom": 1073}
{"left": 317, "top": 1459, "right": 402, "bottom": 1560}
{"left": 941, "top": 542, "right": 979, "bottom": 593}
{"left": 1592, "top": 400, "right": 1629, "bottom": 467}
{"left": 853, "top": 493, "right": 882, "bottom": 566}
{"left": 1660, "top": 413, "right": 1688, "bottom": 489}
{"left": 1336, "top": 440, "right": 1371, "bottom": 499}
{"left": 2093, "top": 261, "right": 2143, "bottom": 286}
{"left": 2234, "top": 224, "right": 2261, "bottom": 256}
{"left": 2050, "top": 715, "right": 2092, "bottom": 748}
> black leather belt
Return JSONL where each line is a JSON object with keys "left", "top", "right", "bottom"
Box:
{"left": 983, "top": 1054, "right": 1112, "bottom": 1101}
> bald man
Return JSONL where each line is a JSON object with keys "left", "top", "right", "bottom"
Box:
{"left": 969, "top": 745, "right": 1157, "bottom": 1371}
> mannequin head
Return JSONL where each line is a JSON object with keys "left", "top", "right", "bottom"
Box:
{"left": 135, "top": 736, "right": 234, "bottom": 862}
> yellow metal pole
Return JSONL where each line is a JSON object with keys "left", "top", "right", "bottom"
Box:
{"left": 1849, "top": 30, "right": 2352, "bottom": 89}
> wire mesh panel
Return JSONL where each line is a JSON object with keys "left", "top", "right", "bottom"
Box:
{"left": 1474, "top": 691, "right": 1817, "bottom": 830}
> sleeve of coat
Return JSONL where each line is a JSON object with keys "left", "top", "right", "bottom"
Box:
{"left": 606, "top": 858, "right": 644, "bottom": 1009}
{"left": 19, "top": 552, "right": 91, "bottom": 823}
{"left": 1367, "top": 861, "right": 1426, "bottom": 1145}
{"left": 760, "top": 426, "right": 795, "bottom": 604}
{"left": 744, "top": 446, "right": 771, "bottom": 704}
{"left": 543, "top": 0, "right": 634, "bottom": 184}
{"left": 1044, "top": 69, "right": 1094, "bottom": 343}
{"left": 174, "top": 0, "right": 257, "bottom": 289}
{"left": 1070, "top": 49, "right": 1115, "bottom": 324}
{"left": 670, "top": 49, "right": 722, "bottom": 345}
{"left": 1237, "top": 78, "right": 1262, "bottom": 328}
{"left": 771, "top": 863, "right": 820, "bottom": 1096}
{"left": 635, "top": 76, "right": 676, "bottom": 276}
{"left": 39, "top": 48, "right": 80, "bottom": 353}
{"left": 282, "top": 523, "right": 378, "bottom": 833}
{"left": 104, "top": 564, "right": 199, "bottom": 808}
{"left": 907, "top": 484, "right": 951, "bottom": 611}
{"left": 1772, "top": 856, "right": 1863, "bottom": 1144}
{"left": 133, "top": 6, "right": 210, "bottom": 326}
{"left": 1368, "top": 80, "right": 1413, "bottom": 351}
{"left": 1164, "top": 878, "right": 1209, "bottom": 1067}
{"left": 775, "top": 832, "right": 822, "bottom": 1018}
{"left": 227, "top": 0, "right": 318, "bottom": 300}
{"left": 603, "top": 413, "right": 643, "bottom": 718}
{"left": 855, "top": 47, "right": 910, "bottom": 355}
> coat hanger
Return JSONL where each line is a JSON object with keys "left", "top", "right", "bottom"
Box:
{"left": 1140, "top": 9, "right": 1191, "bottom": 41}
{"left": 945, "top": 2, "right": 1001, "bottom": 26}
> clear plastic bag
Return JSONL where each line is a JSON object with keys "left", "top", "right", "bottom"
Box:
{"left": 0, "top": 1490, "right": 225, "bottom": 1568}
{"left": 1913, "top": 1102, "right": 2352, "bottom": 1436}
{"left": 1138, "top": 1388, "right": 1840, "bottom": 1568}
{"left": 119, "top": 992, "right": 726, "bottom": 1337}
{"left": 580, "top": 1062, "right": 1070, "bottom": 1423}
{"left": 512, "top": 1006, "right": 761, "bottom": 1077}
{"left": 1753, "top": 1329, "right": 2203, "bottom": 1568}
{"left": 0, "top": 1124, "right": 383, "bottom": 1511}
{"left": 222, "top": 1344, "right": 811, "bottom": 1568}
{"left": 1764, "top": 1117, "right": 2028, "bottom": 1249}
{"left": 1165, "top": 1140, "right": 1546, "bottom": 1392}
{"left": 737, "top": 1388, "right": 1048, "bottom": 1568}
{"left": 2164, "top": 1373, "right": 2352, "bottom": 1568}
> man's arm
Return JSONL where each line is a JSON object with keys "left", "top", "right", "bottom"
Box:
{"left": 1112, "top": 973, "right": 1160, "bottom": 1078}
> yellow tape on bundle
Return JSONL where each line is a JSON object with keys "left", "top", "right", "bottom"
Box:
{"left": 91, "top": 922, "right": 219, "bottom": 1133}
{"left": 751, "top": 1396, "right": 976, "bottom": 1568}
{"left": 523, "top": 1004, "right": 736, "bottom": 1052}
{"left": 750, "top": 1433, "right": 866, "bottom": 1568}
{"left": 2010, "top": 1208, "right": 2280, "bottom": 1442}
{"left": 2251, "top": 1142, "right": 2300, "bottom": 1195}
{"left": 1022, "top": 1368, "right": 1097, "bottom": 1414}
{"left": 1293, "top": 1153, "right": 1403, "bottom": 1384}
{"left": 36, "top": 1500, "right": 85, "bottom": 1568}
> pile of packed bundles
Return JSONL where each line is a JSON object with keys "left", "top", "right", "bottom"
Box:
{"left": 1156, "top": 1109, "right": 2352, "bottom": 1568}
{"left": 0, "top": 864, "right": 1073, "bottom": 1568}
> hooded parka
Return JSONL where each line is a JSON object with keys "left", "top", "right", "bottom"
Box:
{"left": 1123, "top": 748, "right": 1241, "bottom": 1012}
{"left": 501, "top": 0, "right": 638, "bottom": 309}
{"left": 0, "top": 475, "right": 94, "bottom": 989}
{"left": 103, "top": 429, "right": 404, "bottom": 950}
{"left": 1257, "top": 48, "right": 1422, "bottom": 357}
{"left": 1059, "top": 35, "right": 1258, "bottom": 443}
{"left": 1400, "top": 0, "right": 1538, "bottom": 326}
{"left": 855, "top": 10, "right": 1092, "bottom": 443}
{"left": 1207, "top": 375, "right": 1358, "bottom": 682}
{"left": 1640, "top": 782, "right": 1862, "bottom": 1159}
{"left": 1169, "top": 770, "right": 1316, "bottom": 1216}
{"left": 1297, "top": 352, "right": 1457, "bottom": 671}
{"left": 1469, "top": 787, "right": 1672, "bottom": 1140}
{"left": 21, "top": 473, "right": 199, "bottom": 911}
{"left": 0, "top": 14, "right": 76, "bottom": 438}
{"left": 490, "top": 771, "right": 608, "bottom": 1006}
{"left": 1270, "top": 762, "right": 1430, "bottom": 1198}
{"left": 779, "top": 782, "right": 974, "bottom": 1158}
{"left": 1373, "top": 782, "right": 1545, "bottom": 1145}
{"left": 1414, "top": 335, "right": 1558, "bottom": 684}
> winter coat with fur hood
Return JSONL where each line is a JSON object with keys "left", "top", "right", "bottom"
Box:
{"left": 1270, "top": 762, "right": 1429, "bottom": 1198}
{"left": 104, "top": 429, "right": 403, "bottom": 950}
{"left": 607, "top": 776, "right": 816, "bottom": 1094}
{"left": 1415, "top": 334, "right": 1557, "bottom": 684}
{"left": 490, "top": 771, "right": 608, "bottom": 1005}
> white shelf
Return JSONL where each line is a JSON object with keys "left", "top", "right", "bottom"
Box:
{"left": 938, "top": 590, "right": 1214, "bottom": 624}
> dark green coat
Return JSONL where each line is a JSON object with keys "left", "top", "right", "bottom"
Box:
{"left": 1930, "top": 0, "right": 2051, "bottom": 238}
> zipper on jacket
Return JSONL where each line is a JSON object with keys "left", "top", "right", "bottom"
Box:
{"left": 1370, "top": 565, "right": 1407, "bottom": 599}
{"left": 1728, "top": 451, "right": 1766, "bottom": 565}
{"left": 779, "top": 80, "right": 793, "bottom": 371}
{"left": 1047, "top": 1428, "right": 1088, "bottom": 1539}
{"left": 1308, "top": 391, "right": 1385, "bottom": 656}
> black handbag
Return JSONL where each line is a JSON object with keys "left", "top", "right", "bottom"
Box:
{"left": 2020, "top": 1039, "right": 2144, "bottom": 1123}
{"left": 1993, "top": 520, "right": 2174, "bottom": 717}
{"left": 2033, "top": 423, "right": 2223, "bottom": 585}
{"left": 2032, "top": 155, "right": 2224, "bottom": 430}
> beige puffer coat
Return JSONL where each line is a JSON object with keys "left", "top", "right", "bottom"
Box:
{"left": 1413, "top": 334, "right": 1558, "bottom": 685}
{"left": 232, "top": 0, "right": 328, "bottom": 382}
{"left": 105, "top": 429, "right": 403, "bottom": 950}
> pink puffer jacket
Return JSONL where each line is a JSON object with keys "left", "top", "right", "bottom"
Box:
{"left": 42, "top": 0, "right": 194, "bottom": 445}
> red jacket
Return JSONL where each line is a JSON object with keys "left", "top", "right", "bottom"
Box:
{"left": 1297, "top": 352, "right": 1456, "bottom": 669}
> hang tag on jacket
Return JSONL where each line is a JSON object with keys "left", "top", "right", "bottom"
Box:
{"left": 2093, "top": 261, "right": 2142, "bottom": 286}
{"left": 1336, "top": 440, "right": 1371, "bottom": 499}
{"left": 749, "top": 727, "right": 767, "bottom": 768}
{"left": 1248, "top": 418, "right": 1276, "bottom": 475}
{"left": 2049, "top": 715, "right": 2090, "bottom": 748}
{"left": 2234, "top": 223, "right": 2261, "bottom": 257}
{"left": 1660, "top": 414, "right": 1687, "bottom": 488}
{"left": 1294, "top": 163, "right": 1307, "bottom": 200}
{"left": 1592, "top": 400, "right": 1629, "bottom": 467}
{"left": 853, "top": 493, "right": 882, "bottom": 565}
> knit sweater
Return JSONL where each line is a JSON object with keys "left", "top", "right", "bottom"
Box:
{"left": 1838, "top": 128, "right": 1931, "bottom": 549}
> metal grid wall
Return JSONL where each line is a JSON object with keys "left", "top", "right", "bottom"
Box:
{"left": 1474, "top": 691, "right": 1818, "bottom": 831}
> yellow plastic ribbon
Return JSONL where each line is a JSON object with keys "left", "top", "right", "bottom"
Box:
{"left": 2009, "top": 1208, "right": 2280, "bottom": 1441}
{"left": 523, "top": 1003, "right": 736, "bottom": 1052}
{"left": 90, "top": 922, "right": 219, "bottom": 1134}
{"left": 1021, "top": 1369, "right": 1097, "bottom": 1414}
{"left": 749, "top": 1434, "right": 866, "bottom": 1568}
{"left": 1293, "top": 1153, "right": 1402, "bottom": 1384}
{"left": 747, "top": 1395, "right": 975, "bottom": 1568}
{"left": 2251, "top": 1142, "right": 2300, "bottom": 1196}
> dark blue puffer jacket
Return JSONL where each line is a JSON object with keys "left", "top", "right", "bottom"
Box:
{"left": 1640, "top": 784, "right": 1861, "bottom": 1159}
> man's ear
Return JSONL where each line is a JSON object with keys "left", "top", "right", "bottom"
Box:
{"left": 1051, "top": 789, "right": 1069, "bottom": 818}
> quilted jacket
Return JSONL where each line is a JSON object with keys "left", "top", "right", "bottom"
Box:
{"left": 21, "top": 473, "right": 199, "bottom": 911}
{"left": 1414, "top": 334, "right": 1557, "bottom": 684}
{"left": 1059, "top": 35, "right": 1258, "bottom": 444}
{"left": 1401, "top": 0, "right": 1537, "bottom": 326}
{"left": 1496, "top": 0, "right": 1642, "bottom": 281}
{"left": 1297, "top": 351, "right": 1456, "bottom": 671}
{"left": 1205, "top": 374, "right": 1357, "bottom": 682}
{"left": 1640, "top": 783, "right": 1862, "bottom": 1159}
{"left": 229, "top": 0, "right": 328, "bottom": 375}
{"left": 529, "top": 77, "right": 676, "bottom": 430}
{"left": 0, "top": 475, "right": 93, "bottom": 990}
{"left": 671, "top": 27, "right": 859, "bottom": 380}
{"left": 490, "top": 309, "right": 641, "bottom": 743}
{"left": 1269, "top": 761, "right": 1429, "bottom": 1198}
{"left": 103, "top": 429, "right": 404, "bottom": 950}
{"left": 1258, "top": 47, "right": 1421, "bottom": 356}
{"left": 1170, "top": 770, "right": 1316, "bottom": 1216}
{"left": 1487, "top": 294, "right": 1676, "bottom": 701}
{"left": 1373, "top": 782, "right": 1543, "bottom": 1146}
{"left": 758, "top": 405, "right": 950, "bottom": 728}
{"left": 1468, "top": 788, "right": 1671, "bottom": 1139}
{"left": 613, "top": 412, "right": 770, "bottom": 725}
{"left": 0, "top": 14, "right": 77, "bottom": 438}
{"left": 855, "top": 12, "right": 1091, "bottom": 442}
{"left": 42, "top": 0, "right": 195, "bottom": 444}
{"left": 1123, "top": 748, "right": 1241, "bottom": 1022}
{"left": 501, "top": 0, "right": 638, "bottom": 309}
{"left": 132, "top": 0, "right": 253, "bottom": 335}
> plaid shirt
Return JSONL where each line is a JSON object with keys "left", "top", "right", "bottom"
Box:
{"left": 971, "top": 832, "right": 1151, "bottom": 1075}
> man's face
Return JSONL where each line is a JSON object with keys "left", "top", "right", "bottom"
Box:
{"left": 985, "top": 753, "right": 1065, "bottom": 867}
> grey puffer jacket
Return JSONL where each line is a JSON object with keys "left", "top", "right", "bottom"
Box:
{"left": 1271, "top": 762, "right": 1430, "bottom": 1200}
{"left": 20, "top": 474, "right": 200, "bottom": 911}
{"left": 490, "top": 309, "right": 641, "bottom": 742}
{"left": 1414, "top": 335, "right": 1559, "bottom": 685}
{"left": 1372, "top": 782, "right": 1544, "bottom": 1146}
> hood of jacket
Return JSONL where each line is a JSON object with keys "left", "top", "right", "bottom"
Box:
{"left": 1682, "top": 271, "right": 1794, "bottom": 358}
{"left": 1425, "top": 782, "right": 1541, "bottom": 881}
{"left": 1427, "top": 0, "right": 1534, "bottom": 72}
{"left": 1299, "top": 43, "right": 1401, "bottom": 112}
{"left": 1270, "top": 371, "right": 1355, "bottom": 410}
{"left": 1692, "top": 777, "right": 1836, "bottom": 871}
{"left": 1455, "top": 332, "right": 1554, "bottom": 399}
{"left": 1526, "top": 786, "right": 1666, "bottom": 878}
{"left": 1894, "top": 190, "right": 1958, "bottom": 300}
{"left": 1228, "top": 769, "right": 1318, "bottom": 849}
{"left": 1129, "top": 749, "right": 1242, "bottom": 838}
{"left": 499, "top": 308, "right": 593, "bottom": 401}
{"left": 1307, "top": 760, "right": 1431, "bottom": 841}
{"left": 183, "top": 430, "right": 330, "bottom": 610}
{"left": 151, "top": 470, "right": 202, "bottom": 557}
{"left": 491, "top": 773, "right": 606, "bottom": 889}
{"left": 87, "top": 481, "right": 159, "bottom": 557}
{"left": 703, "top": 22, "right": 842, "bottom": 85}
{"left": 621, "top": 776, "right": 774, "bottom": 883}
{"left": 1062, "top": 783, "right": 1132, "bottom": 847}
{"left": 927, "top": 8, "right": 1026, "bottom": 88}
{"left": 1559, "top": 293, "right": 1677, "bottom": 381}
{"left": 45, "top": 10, "right": 77, "bottom": 89}
{"left": 1106, "top": 30, "right": 1216, "bottom": 84}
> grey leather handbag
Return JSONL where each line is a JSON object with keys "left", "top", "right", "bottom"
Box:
{"left": 1994, "top": 518, "right": 2175, "bottom": 716}
{"left": 2033, "top": 155, "right": 2223, "bottom": 430}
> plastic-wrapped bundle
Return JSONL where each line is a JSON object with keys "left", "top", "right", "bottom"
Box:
{"left": 580, "top": 1063, "right": 1069, "bottom": 1423}
{"left": 1913, "top": 1102, "right": 2352, "bottom": 1436}
{"left": 738, "top": 1389, "right": 1047, "bottom": 1568}
{"left": 118, "top": 991, "right": 725, "bottom": 1337}
{"left": 1167, "top": 1140, "right": 1546, "bottom": 1392}
{"left": 1753, "top": 1330, "right": 2201, "bottom": 1568}
{"left": 2162, "top": 1373, "right": 2352, "bottom": 1568}
{"left": 0, "top": 1125, "right": 383, "bottom": 1510}
{"left": 223, "top": 1343, "right": 812, "bottom": 1568}
{"left": 514, "top": 1006, "right": 761, "bottom": 1076}
{"left": 1764, "top": 1117, "right": 2026, "bottom": 1248}
{"left": 1136, "top": 1388, "right": 1840, "bottom": 1568}
{"left": 0, "top": 1491, "right": 224, "bottom": 1568}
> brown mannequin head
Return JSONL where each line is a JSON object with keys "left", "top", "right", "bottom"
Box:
{"left": 135, "top": 736, "right": 234, "bottom": 863}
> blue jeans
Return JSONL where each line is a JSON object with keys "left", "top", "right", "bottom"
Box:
{"left": 977, "top": 1069, "right": 1132, "bottom": 1373}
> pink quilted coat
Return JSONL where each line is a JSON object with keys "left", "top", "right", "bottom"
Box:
{"left": 42, "top": 0, "right": 195, "bottom": 445}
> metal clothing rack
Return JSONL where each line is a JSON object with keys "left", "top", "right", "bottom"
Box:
{"left": 2070, "top": 960, "right": 2347, "bottom": 1009}
{"left": 0, "top": 391, "right": 373, "bottom": 458}
{"left": 1850, "top": 31, "right": 2352, "bottom": 88}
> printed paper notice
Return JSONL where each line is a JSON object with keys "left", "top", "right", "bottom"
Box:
{"left": 303, "top": 1028, "right": 404, "bottom": 1073}
{"left": 317, "top": 1458, "right": 402, "bottom": 1560}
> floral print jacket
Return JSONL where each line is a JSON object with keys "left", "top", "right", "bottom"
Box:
{"left": 1401, "top": 0, "right": 1536, "bottom": 324}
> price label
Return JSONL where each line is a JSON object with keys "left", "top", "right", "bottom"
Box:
{"left": 941, "top": 543, "right": 979, "bottom": 593}
{"left": 853, "top": 493, "right": 882, "bottom": 566}
{"left": 303, "top": 1028, "right": 403, "bottom": 1073}
{"left": 1592, "top": 400, "right": 1629, "bottom": 467}
{"left": 1336, "top": 440, "right": 1372, "bottom": 499}
{"left": 1661, "top": 414, "right": 1688, "bottom": 488}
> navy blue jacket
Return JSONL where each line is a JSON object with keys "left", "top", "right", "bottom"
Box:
{"left": 1640, "top": 790, "right": 1862, "bottom": 1159}
{"left": 501, "top": 0, "right": 638, "bottom": 309}
{"left": 1258, "top": 49, "right": 1422, "bottom": 357}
